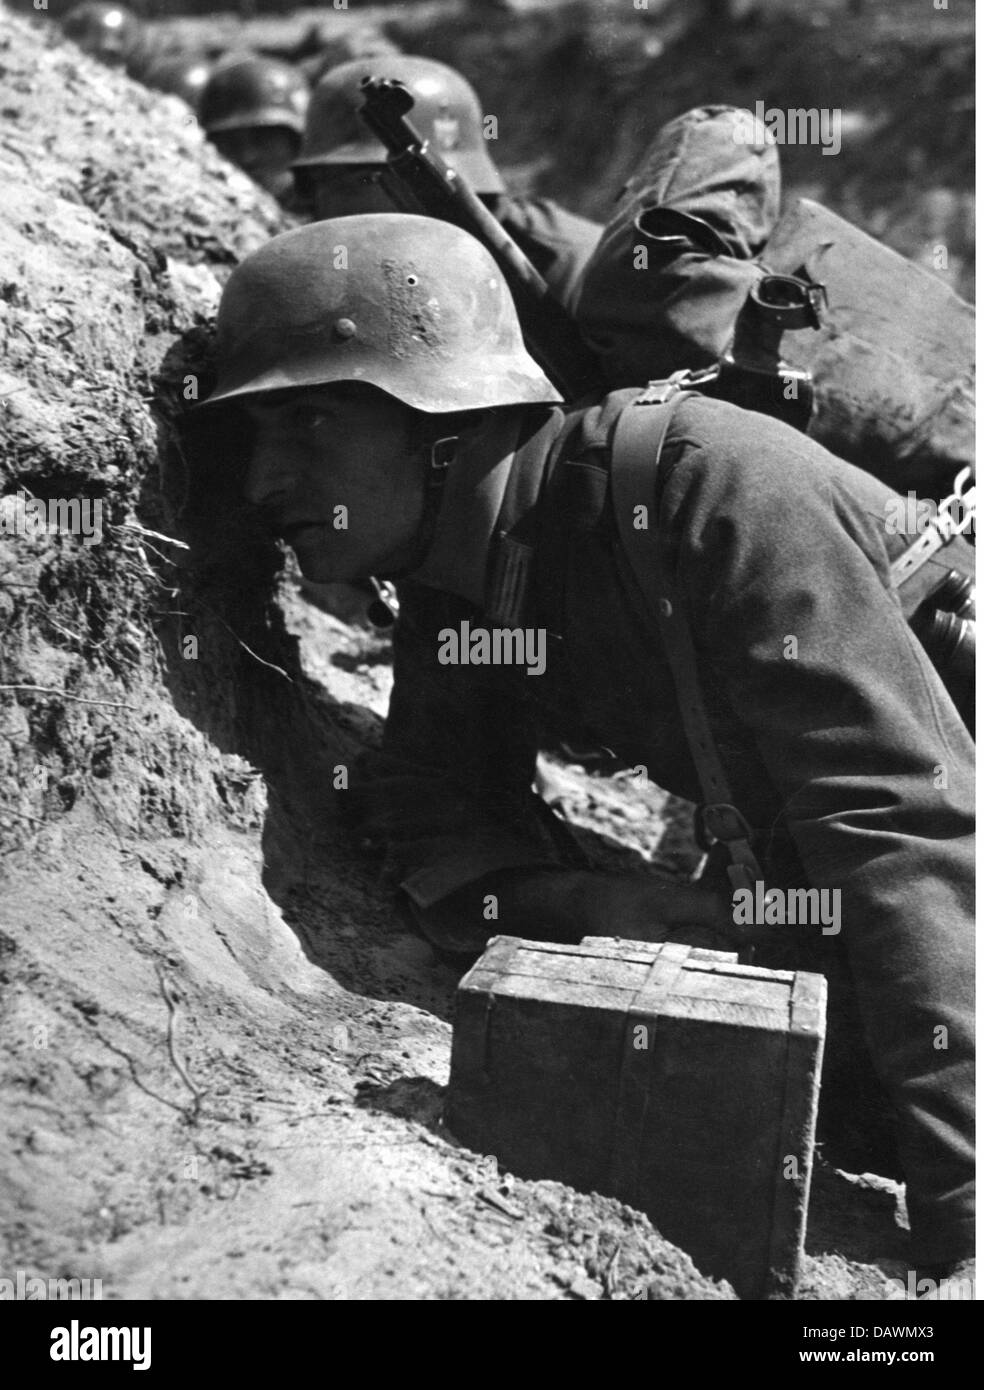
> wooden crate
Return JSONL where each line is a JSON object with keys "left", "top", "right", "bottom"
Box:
{"left": 447, "top": 936, "right": 826, "bottom": 1299}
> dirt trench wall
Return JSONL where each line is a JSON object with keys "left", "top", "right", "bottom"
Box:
{"left": 0, "top": 3, "right": 350, "bottom": 860}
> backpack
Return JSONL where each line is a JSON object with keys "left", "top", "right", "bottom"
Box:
{"left": 575, "top": 106, "right": 975, "bottom": 502}
{"left": 764, "top": 200, "right": 975, "bottom": 500}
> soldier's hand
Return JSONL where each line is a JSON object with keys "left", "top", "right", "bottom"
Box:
{"left": 411, "top": 868, "right": 733, "bottom": 956}
{"left": 561, "top": 872, "right": 734, "bottom": 946}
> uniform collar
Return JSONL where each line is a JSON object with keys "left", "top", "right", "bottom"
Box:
{"left": 406, "top": 405, "right": 563, "bottom": 610}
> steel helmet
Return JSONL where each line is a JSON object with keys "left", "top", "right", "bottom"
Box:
{"left": 199, "top": 55, "right": 309, "bottom": 137}
{"left": 294, "top": 55, "right": 505, "bottom": 195}
{"left": 204, "top": 215, "right": 560, "bottom": 413}
{"left": 62, "top": 3, "right": 142, "bottom": 67}
{"left": 141, "top": 52, "right": 213, "bottom": 108}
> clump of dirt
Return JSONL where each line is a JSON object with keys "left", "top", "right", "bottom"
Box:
{"left": 0, "top": 1, "right": 290, "bottom": 857}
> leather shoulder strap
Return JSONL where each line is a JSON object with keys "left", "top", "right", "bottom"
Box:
{"left": 610, "top": 383, "right": 765, "bottom": 948}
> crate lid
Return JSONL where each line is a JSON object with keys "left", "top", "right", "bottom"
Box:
{"left": 459, "top": 935, "right": 826, "bottom": 1037}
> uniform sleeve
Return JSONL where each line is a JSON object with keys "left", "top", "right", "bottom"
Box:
{"left": 349, "top": 581, "right": 583, "bottom": 913}
{"left": 658, "top": 399, "right": 975, "bottom": 887}
{"left": 657, "top": 397, "right": 975, "bottom": 1261}
{"left": 498, "top": 198, "right": 603, "bottom": 315}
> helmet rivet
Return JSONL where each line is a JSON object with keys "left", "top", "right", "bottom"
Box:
{"left": 334, "top": 317, "right": 358, "bottom": 340}
{"left": 406, "top": 275, "right": 419, "bottom": 287}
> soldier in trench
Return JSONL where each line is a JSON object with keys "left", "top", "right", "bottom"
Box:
{"left": 194, "top": 214, "right": 974, "bottom": 1295}
{"left": 198, "top": 54, "right": 310, "bottom": 210}
{"left": 292, "top": 54, "right": 601, "bottom": 315}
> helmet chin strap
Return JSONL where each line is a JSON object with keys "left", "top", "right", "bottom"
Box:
{"left": 378, "top": 434, "right": 458, "bottom": 582}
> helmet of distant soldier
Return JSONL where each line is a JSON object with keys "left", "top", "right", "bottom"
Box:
{"left": 203, "top": 215, "right": 560, "bottom": 414}
{"left": 198, "top": 54, "right": 309, "bottom": 138}
{"left": 62, "top": 3, "right": 142, "bottom": 68}
{"left": 294, "top": 55, "right": 505, "bottom": 196}
{"left": 140, "top": 52, "right": 213, "bottom": 108}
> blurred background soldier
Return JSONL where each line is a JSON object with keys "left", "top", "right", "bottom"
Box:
{"left": 62, "top": 2, "right": 143, "bottom": 70}
{"left": 198, "top": 53, "right": 309, "bottom": 208}
{"left": 292, "top": 55, "right": 601, "bottom": 313}
{"left": 140, "top": 51, "right": 213, "bottom": 110}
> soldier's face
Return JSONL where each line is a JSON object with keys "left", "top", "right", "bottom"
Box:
{"left": 211, "top": 127, "right": 299, "bottom": 199}
{"left": 242, "top": 383, "right": 426, "bottom": 584}
{"left": 306, "top": 165, "right": 395, "bottom": 220}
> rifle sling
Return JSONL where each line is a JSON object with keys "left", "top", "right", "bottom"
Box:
{"left": 610, "top": 383, "right": 765, "bottom": 956}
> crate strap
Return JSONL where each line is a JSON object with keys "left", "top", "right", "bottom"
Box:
{"left": 609, "top": 942, "right": 691, "bottom": 1203}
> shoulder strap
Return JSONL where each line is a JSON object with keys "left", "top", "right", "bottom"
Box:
{"left": 611, "top": 381, "right": 765, "bottom": 952}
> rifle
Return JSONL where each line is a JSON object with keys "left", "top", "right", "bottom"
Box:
{"left": 358, "top": 76, "right": 602, "bottom": 401}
